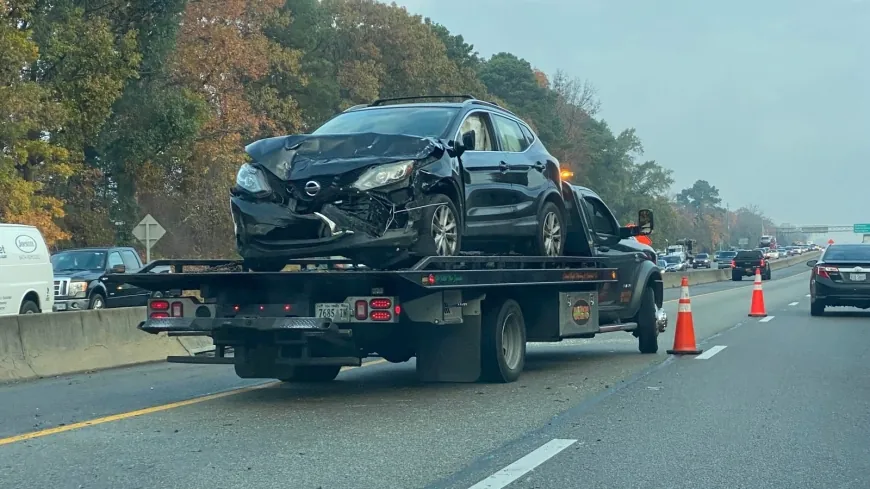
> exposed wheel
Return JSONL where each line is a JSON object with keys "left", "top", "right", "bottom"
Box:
{"left": 636, "top": 285, "right": 659, "bottom": 354}
{"left": 532, "top": 202, "right": 565, "bottom": 257}
{"left": 732, "top": 271, "right": 742, "bottom": 281}
{"left": 89, "top": 293, "right": 106, "bottom": 310}
{"left": 480, "top": 298, "right": 526, "bottom": 383}
{"left": 810, "top": 300, "right": 825, "bottom": 316}
{"left": 279, "top": 366, "right": 341, "bottom": 383}
{"left": 19, "top": 300, "right": 39, "bottom": 314}
{"left": 412, "top": 193, "right": 461, "bottom": 258}
{"left": 762, "top": 268, "right": 772, "bottom": 280}
{"left": 244, "top": 259, "right": 286, "bottom": 272}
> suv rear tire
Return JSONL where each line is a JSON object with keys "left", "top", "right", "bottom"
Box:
{"left": 531, "top": 202, "right": 565, "bottom": 257}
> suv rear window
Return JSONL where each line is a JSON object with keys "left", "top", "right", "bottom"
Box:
{"left": 312, "top": 106, "right": 459, "bottom": 138}
{"left": 736, "top": 250, "right": 763, "bottom": 259}
{"left": 823, "top": 245, "right": 870, "bottom": 261}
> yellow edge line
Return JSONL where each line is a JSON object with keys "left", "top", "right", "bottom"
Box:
{"left": 0, "top": 358, "right": 387, "bottom": 447}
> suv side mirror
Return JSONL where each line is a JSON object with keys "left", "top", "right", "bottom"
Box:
{"left": 110, "top": 264, "right": 126, "bottom": 274}
{"left": 461, "top": 130, "right": 476, "bottom": 151}
{"left": 637, "top": 209, "right": 654, "bottom": 235}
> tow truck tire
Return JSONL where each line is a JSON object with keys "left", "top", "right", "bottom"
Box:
{"left": 279, "top": 366, "right": 341, "bottom": 383}
{"left": 480, "top": 298, "right": 526, "bottom": 383}
{"left": 636, "top": 286, "right": 659, "bottom": 354}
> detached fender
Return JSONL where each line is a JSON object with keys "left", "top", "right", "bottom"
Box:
{"left": 415, "top": 156, "right": 465, "bottom": 222}
{"left": 626, "top": 261, "right": 664, "bottom": 317}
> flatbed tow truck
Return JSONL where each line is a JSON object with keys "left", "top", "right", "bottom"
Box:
{"left": 104, "top": 185, "right": 668, "bottom": 383}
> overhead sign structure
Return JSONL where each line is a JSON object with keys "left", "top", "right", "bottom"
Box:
{"left": 853, "top": 224, "right": 870, "bottom": 234}
{"left": 132, "top": 214, "right": 166, "bottom": 263}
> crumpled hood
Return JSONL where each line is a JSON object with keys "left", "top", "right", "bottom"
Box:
{"left": 245, "top": 132, "right": 445, "bottom": 181}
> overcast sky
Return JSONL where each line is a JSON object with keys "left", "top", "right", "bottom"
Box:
{"left": 396, "top": 0, "right": 869, "bottom": 243}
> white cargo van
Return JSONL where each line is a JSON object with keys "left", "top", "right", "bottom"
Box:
{"left": 0, "top": 223, "right": 54, "bottom": 316}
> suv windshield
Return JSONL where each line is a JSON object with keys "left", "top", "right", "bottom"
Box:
{"left": 663, "top": 256, "right": 681, "bottom": 264}
{"left": 51, "top": 251, "right": 107, "bottom": 272}
{"left": 312, "top": 106, "right": 459, "bottom": 138}
{"left": 696, "top": 253, "right": 709, "bottom": 259}
{"left": 824, "top": 245, "right": 870, "bottom": 261}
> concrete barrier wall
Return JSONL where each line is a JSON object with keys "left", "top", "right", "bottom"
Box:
{"left": 662, "top": 251, "right": 819, "bottom": 289}
{"left": 0, "top": 307, "right": 213, "bottom": 383}
{"left": 0, "top": 252, "right": 818, "bottom": 383}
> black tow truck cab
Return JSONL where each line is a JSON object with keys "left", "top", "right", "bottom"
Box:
{"left": 104, "top": 184, "right": 667, "bottom": 384}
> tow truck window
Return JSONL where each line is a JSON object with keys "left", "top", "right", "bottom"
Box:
{"left": 582, "top": 197, "right": 617, "bottom": 236}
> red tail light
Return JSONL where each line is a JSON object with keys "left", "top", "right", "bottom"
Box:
{"left": 759, "top": 259, "right": 765, "bottom": 267}
{"left": 369, "top": 298, "right": 392, "bottom": 309}
{"left": 150, "top": 300, "right": 169, "bottom": 311}
{"left": 731, "top": 260, "right": 736, "bottom": 268}
{"left": 815, "top": 265, "right": 837, "bottom": 279}
{"left": 150, "top": 312, "right": 169, "bottom": 319}
{"left": 369, "top": 310, "right": 392, "bottom": 321}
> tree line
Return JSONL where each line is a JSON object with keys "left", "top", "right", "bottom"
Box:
{"left": 0, "top": 0, "right": 797, "bottom": 257}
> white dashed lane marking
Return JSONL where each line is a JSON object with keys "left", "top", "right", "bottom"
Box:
{"left": 696, "top": 345, "right": 727, "bottom": 360}
{"left": 467, "top": 439, "right": 577, "bottom": 489}
{"left": 788, "top": 302, "right": 799, "bottom": 306}
{"left": 759, "top": 316, "right": 775, "bottom": 323}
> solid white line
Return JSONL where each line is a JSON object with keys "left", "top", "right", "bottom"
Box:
{"left": 695, "top": 345, "right": 727, "bottom": 360}
{"left": 759, "top": 316, "right": 775, "bottom": 322}
{"left": 805, "top": 294, "right": 811, "bottom": 297}
{"left": 467, "top": 439, "right": 577, "bottom": 489}
{"left": 788, "top": 302, "right": 799, "bottom": 306}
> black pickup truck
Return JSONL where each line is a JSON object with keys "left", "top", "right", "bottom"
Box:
{"left": 731, "top": 249, "right": 771, "bottom": 281}
{"left": 104, "top": 183, "right": 668, "bottom": 384}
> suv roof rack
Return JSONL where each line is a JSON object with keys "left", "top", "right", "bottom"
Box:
{"left": 369, "top": 95, "right": 477, "bottom": 106}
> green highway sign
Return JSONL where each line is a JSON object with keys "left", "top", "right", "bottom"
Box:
{"left": 854, "top": 224, "right": 870, "bottom": 233}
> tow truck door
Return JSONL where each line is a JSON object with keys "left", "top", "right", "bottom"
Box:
{"left": 578, "top": 195, "right": 637, "bottom": 314}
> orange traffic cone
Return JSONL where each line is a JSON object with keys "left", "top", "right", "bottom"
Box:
{"left": 748, "top": 268, "right": 767, "bottom": 317}
{"left": 667, "top": 276, "right": 703, "bottom": 355}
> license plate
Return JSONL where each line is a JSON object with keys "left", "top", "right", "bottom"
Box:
{"left": 850, "top": 273, "right": 866, "bottom": 281}
{"left": 315, "top": 303, "right": 349, "bottom": 321}
{"left": 54, "top": 303, "right": 67, "bottom": 311}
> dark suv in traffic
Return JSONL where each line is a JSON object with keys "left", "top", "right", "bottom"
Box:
{"left": 232, "top": 95, "right": 567, "bottom": 270}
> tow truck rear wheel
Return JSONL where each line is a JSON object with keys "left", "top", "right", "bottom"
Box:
{"left": 480, "top": 298, "right": 526, "bottom": 383}
{"left": 636, "top": 285, "right": 659, "bottom": 354}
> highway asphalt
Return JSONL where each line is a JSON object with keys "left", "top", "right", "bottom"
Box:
{"left": 2, "top": 258, "right": 865, "bottom": 489}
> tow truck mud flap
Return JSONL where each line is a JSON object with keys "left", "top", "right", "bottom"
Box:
{"left": 407, "top": 291, "right": 484, "bottom": 382}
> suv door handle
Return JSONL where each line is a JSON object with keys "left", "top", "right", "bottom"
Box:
{"left": 533, "top": 162, "right": 545, "bottom": 171}
{"left": 499, "top": 161, "right": 509, "bottom": 172}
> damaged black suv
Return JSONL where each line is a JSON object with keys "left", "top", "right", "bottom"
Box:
{"left": 231, "top": 95, "right": 568, "bottom": 270}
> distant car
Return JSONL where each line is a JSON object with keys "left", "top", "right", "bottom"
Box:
{"left": 662, "top": 255, "right": 687, "bottom": 272}
{"left": 716, "top": 250, "right": 737, "bottom": 268}
{"left": 657, "top": 259, "right": 668, "bottom": 271}
{"left": 692, "top": 253, "right": 711, "bottom": 269}
{"left": 808, "top": 243, "right": 870, "bottom": 316}
{"left": 232, "top": 95, "right": 567, "bottom": 270}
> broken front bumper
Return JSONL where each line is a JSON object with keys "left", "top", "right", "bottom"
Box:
{"left": 231, "top": 196, "right": 420, "bottom": 260}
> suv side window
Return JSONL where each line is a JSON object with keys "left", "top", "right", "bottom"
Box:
{"left": 120, "top": 250, "right": 140, "bottom": 270}
{"left": 107, "top": 251, "right": 124, "bottom": 269}
{"left": 457, "top": 112, "right": 495, "bottom": 151}
{"left": 582, "top": 197, "right": 618, "bottom": 236}
{"left": 492, "top": 114, "right": 530, "bottom": 152}
{"left": 519, "top": 124, "right": 536, "bottom": 146}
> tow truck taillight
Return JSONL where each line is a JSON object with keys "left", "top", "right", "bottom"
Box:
{"left": 151, "top": 300, "right": 169, "bottom": 311}
{"left": 171, "top": 301, "right": 183, "bottom": 317}
{"left": 370, "top": 310, "right": 392, "bottom": 321}
{"left": 369, "top": 298, "right": 392, "bottom": 309}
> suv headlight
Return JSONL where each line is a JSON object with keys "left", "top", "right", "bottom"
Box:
{"left": 68, "top": 281, "right": 88, "bottom": 298}
{"left": 353, "top": 161, "right": 414, "bottom": 191}
{"left": 235, "top": 163, "right": 271, "bottom": 195}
